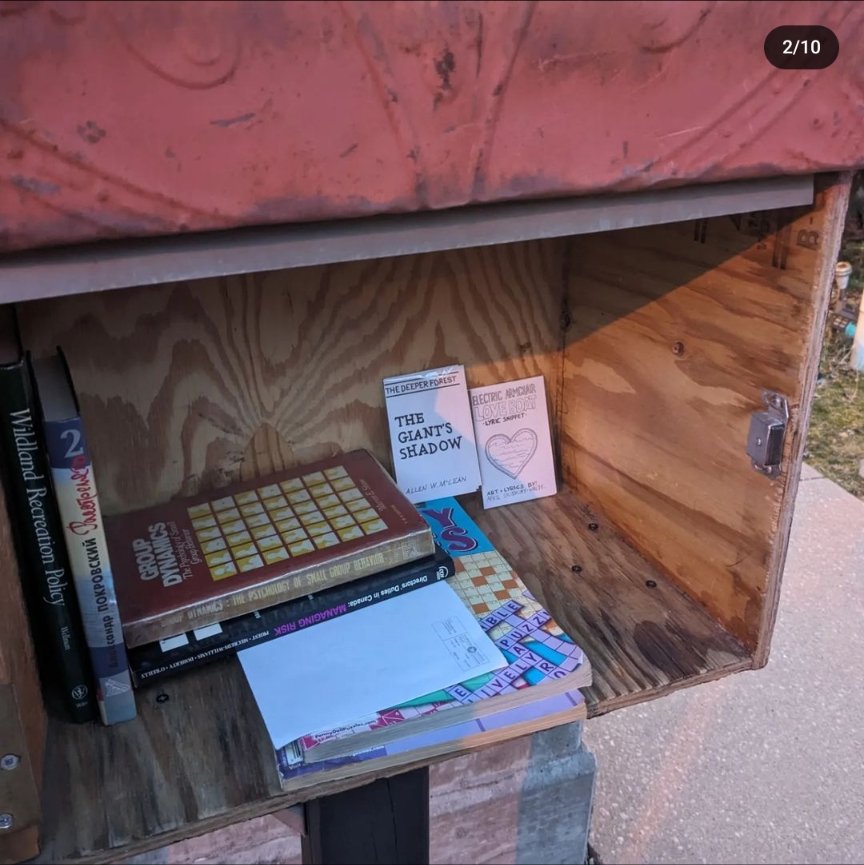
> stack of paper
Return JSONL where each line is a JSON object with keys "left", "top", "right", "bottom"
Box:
{"left": 239, "top": 580, "right": 506, "bottom": 750}
{"left": 239, "top": 497, "right": 592, "bottom": 787}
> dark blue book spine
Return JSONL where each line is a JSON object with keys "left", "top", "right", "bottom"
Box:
{"left": 128, "top": 544, "right": 454, "bottom": 685}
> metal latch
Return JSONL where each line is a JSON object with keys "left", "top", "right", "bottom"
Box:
{"left": 747, "top": 391, "right": 789, "bottom": 477}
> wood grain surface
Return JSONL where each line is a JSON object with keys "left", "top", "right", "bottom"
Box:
{"left": 754, "top": 175, "right": 852, "bottom": 666}
{"left": 0, "top": 472, "right": 44, "bottom": 864}
{"left": 36, "top": 487, "right": 743, "bottom": 864}
{"left": 18, "top": 240, "right": 564, "bottom": 515}
{"left": 15, "top": 187, "right": 840, "bottom": 860}
{"left": 560, "top": 176, "right": 850, "bottom": 650}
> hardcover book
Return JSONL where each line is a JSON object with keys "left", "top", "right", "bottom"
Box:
{"left": 32, "top": 351, "right": 137, "bottom": 726}
{"left": 127, "top": 542, "right": 454, "bottom": 686}
{"left": 106, "top": 449, "right": 435, "bottom": 647}
{"left": 296, "top": 496, "right": 591, "bottom": 762}
{"left": 0, "top": 316, "right": 96, "bottom": 723}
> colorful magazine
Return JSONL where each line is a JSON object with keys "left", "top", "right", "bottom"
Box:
{"left": 296, "top": 496, "right": 591, "bottom": 762}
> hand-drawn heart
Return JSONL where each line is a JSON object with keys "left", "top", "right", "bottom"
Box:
{"left": 485, "top": 429, "right": 538, "bottom": 479}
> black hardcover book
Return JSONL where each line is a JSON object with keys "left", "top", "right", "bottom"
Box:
{"left": 128, "top": 542, "right": 454, "bottom": 686}
{"left": 0, "top": 313, "right": 96, "bottom": 722}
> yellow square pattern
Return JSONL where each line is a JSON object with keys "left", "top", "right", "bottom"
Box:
{"left": 192, "top": 515, "right": 217, "bottom": 530}
{"left": 264, "top": 546, "right": 290, "bottom": 564}
{"left": 314, "top": 532, "right": 339, "bottom": 549}
{"left": 331, "top": 514, "right": 356, "bottom": 530}
{"left": 323, "top": 504, "right": 348, "bottom": 518}
{"left": 245, "top": 512, "right": 271, "bottom": 528}
{"left": 257, "top": 534, "right": 283, "bottom": 551}
{"left": 194, "top": 463, "right": 385, "bottom": 582}
{"left": 237, "top": 553, "right": 264, "bottom": 572}
{"left": 300, "top": 510, "right": 325, "bottom": 526}
{"left": 201, "top": 537, "right": 227, "bottom": 554}
{"left": 216, "top": 507, "right": 241, "bottom": 524}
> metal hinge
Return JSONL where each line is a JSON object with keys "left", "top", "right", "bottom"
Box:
{"left": 747, "top": 390, "right": 789, "bottom": 477}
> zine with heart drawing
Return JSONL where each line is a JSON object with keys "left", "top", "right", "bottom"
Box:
{"left": 469, "top": 375, "right": 557, "bottom": 509}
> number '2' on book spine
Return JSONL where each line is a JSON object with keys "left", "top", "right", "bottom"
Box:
{"left": 0, "top": 359, "right": 96, "bottom": 723}
{"left": 43, "top": 415, "right": 136, "bottom": 725}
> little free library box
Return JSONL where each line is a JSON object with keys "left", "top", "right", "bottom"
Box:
{"left": 1, "top": 2, "right": 863, "bottom": 863}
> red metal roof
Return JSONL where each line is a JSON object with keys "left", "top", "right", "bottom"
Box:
{"left": 2, "top": 0, "right": 863, "bottom": 253}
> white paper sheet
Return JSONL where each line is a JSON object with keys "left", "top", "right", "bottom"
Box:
{"left": 238, "top": 581, "right": 505, "bottom": 749}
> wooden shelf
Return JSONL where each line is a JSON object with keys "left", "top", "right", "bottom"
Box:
{"left": 37, "top": 488, "right": 750, "bottom": 864}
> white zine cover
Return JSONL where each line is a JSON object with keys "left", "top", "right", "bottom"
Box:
{"left": 470, "top": 375, "right": 557, "bottom": 509}
{"left": 383, "top": 365, "right": 481, "bottom": 504}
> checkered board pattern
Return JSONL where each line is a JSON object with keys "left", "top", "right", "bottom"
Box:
{"left": 184, "top": 465, "right": 389, "bottom": 582}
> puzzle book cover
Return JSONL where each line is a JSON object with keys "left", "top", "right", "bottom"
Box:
{"left": 106, "top": 449, "right": 434, "bottom": 647}
{"left": 295, "top": 496, "right": 590, "bottom": 762}
{"left": 470, "top": 375, "right": 557, "bottom": 509}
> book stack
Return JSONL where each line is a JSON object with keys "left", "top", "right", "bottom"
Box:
{"left": 104, "top": 449, "right": 447, "bottom": 685}
{"left": 0, "top": 309, "right": 445, "bottom": 729}
{"left": 0, "top": 311, "right": 135, "bottom": 726}
{"left": 240, "top": 497, "right": 593, "bottom": 787}
{"left": 0, "top": 309, "right": 590, "bottom": 768}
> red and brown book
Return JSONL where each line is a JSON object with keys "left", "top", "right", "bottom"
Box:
{"left": 106, "top": 450, "right": 435, "bottom": 648}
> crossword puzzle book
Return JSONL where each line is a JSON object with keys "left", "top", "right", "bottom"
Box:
{"left": 106, "top": 449, "right": 435, "bottom": 647}
{"left": 295, "top": 496, "right": 592, "bottom": 762}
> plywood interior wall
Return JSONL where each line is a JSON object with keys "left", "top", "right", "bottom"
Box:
{"left": 559, "top": 177, "right": 849, "bottom": 652}
{"left": 17, "top": 240, "right": 565, "bottom": 516}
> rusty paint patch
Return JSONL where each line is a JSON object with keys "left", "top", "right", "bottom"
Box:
{"left": 0, "top": 0, "right": 861, "bottom": 253}
{"left": 11, "top": 175, "right": 59, "bottom": 195}
{"left": 209, "top": 112, "right": 256, "bottom": 128}
{"left": 76, "top": 120, "right": 106, "bottom": 144}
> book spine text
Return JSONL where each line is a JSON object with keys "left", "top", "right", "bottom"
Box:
{"left": 129, "top": 549, "right": 454, "bottom": 685}
{"left": 44, "top": 415, "right": 136, "bottom": 725}
{"left": 0, "top": 363, "right": 96, "bottom": 722}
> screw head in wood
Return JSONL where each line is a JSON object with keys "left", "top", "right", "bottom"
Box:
{"left": 0, "top": 754, "right": 19, "bottom": 771}
{"left": 571, "top": 564, "right": 582, "bottom": 573}
{"left": 0, "top": 814, "right": 13, "bottom": 831}
{"left": 588, "top": 522, "right": 599, "bottom": 532}
{"left": 672, "top": 341, "right": 685, "bottom": 356}
{"left": 645, "top": 580, "right": 657, "bottom": 588}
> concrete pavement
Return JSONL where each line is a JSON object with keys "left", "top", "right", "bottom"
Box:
{"left": 584, "top": 466, "right": 864, "bottom": 864}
